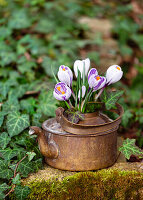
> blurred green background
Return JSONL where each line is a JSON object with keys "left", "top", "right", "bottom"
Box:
{"left": 0, "top": 0, "right": 143, "bottom": 198}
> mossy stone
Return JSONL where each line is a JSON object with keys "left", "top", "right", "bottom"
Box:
{"left": 19, "top": 164, "right": 143, "bottom": 200}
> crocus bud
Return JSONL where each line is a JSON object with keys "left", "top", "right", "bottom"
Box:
{"left": 106, "top": 65, "right": 123, "bottom": 85}
{"left": 78, "top": 85, "right": 86, "bottom": 99}
{"left": 74, "top": 58, "right": 90, "bottom": 78}
{"left": 53, "top": 82, "right": 71, "bottom": 101}
{"left": 88, "top": 75, "right": 106, "bottom": 92}
{"left": 58, "top": 65, "right": 73, "bottom": 87}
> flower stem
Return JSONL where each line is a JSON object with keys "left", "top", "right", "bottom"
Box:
{"left": 71, "top": 89, "right": 76, "bottom": 100}
{"left": 95, "top": 87, "right": 105, "bottom": 101}
{"left": 82, "top": 88, "right": 93, "bottom": 113}
{"left": 65, "top": 100, "right": 71, "bottom": 109}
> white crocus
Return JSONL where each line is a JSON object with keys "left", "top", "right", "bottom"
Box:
{"left": 58, "top": 65, "right": 73, "bottom": 87}
{"left": 74, "top": 58, "right": 90, "bottom": 78}
{"left": 78, "top": 85, "right": 86, "bottom": 99}
{"left": 106, "top": 65, "right": 123, "bottom": 85}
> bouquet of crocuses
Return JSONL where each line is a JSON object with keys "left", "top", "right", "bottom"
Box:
{"left": 53, "top": 58, "right": 123, "bottom": 117}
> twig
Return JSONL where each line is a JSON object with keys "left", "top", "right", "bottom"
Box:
{"left": 5, "top": 154, "right": 28, "bottom": 198}
{"left": 14, "top": 155, "right": 28, "bottom": 177}
{"left": 5, "top": 185, "right": 15, "bottom": 198}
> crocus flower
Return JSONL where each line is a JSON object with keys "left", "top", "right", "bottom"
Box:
{"left": 88, "top": 73, "right": 106, "bottom": 92}
{"left": 53, "top": 82, "right": 71, "bottom": 101}
{"left": 106, "top": 65, "right": 123, "bottom": 85}
{"left": 78, "top": 85, "right": 86, "bottom": 99}
{"left": 88, "top": 68, "right": 98, "bottom": 80}
{"left": 74, "top": 58, "right": 90, "bottom": 78}
{"left": 58, "top": 65, "right": 73, "bottom": 87}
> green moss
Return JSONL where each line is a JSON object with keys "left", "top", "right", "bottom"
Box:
{"left": 24, "top": 169, "right": 143, "bottom": 200}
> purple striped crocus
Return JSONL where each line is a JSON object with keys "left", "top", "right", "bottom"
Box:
{"left": 53, "top": 82, "right": 71, "bottom": 101}
{"left": 88, "top": 68, "right": 106, "bottom": 91}
{"left": 58, "top": 65, "right": 73, "bottom": 87}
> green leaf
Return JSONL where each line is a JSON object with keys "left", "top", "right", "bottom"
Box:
{"left": 10, "top": 85, "right": 28, "bottom": 99}
{"left": 0, "top": 132, "right": 11, "bottom": 149}
{"left": 38, "top": 91, "right": 57, "bottom": 117}
{"left": 41, "top": 56, "right": 58, "bottom": 77}
{"left": 0, "top": 148, "right": 19, "bottom": 160}
{"left": 0, "top": 51, "right": 16, "bottom": 66}
{"left": 0, "top": 111, "right": 8, "bottom": 127}
{"left": 2, "top": 99, "right": 20, "bottom": 113}
{"left": 14, "top": 186, "right": 30, "bottom": 200}
{"left": 0, "top": 26, "right": 11, "bottom": 39}
{"left": 32, "top": 113, "right": 42, "bottom": 126}
{"left": 119, "top": 138, "right": 143, "bottom": 160}
{"left": 12, "top": 174, "right": 21, "bottom": 185}
{"left": 26, "top": 152, "right": 36, "bottom": 161}
{"left": 121, "top": 110, "right": 133, "bottom": 128}
{"left": 0, "top": 160, "right": 13, "bottom": 179}
{"left": 65, "top": 109, "right": 84, "bottom": 124}
{"left": 6, "top": 112, "right": 30, "bottom": 137}
{"left": 135, "top": 108, "right": 143, "bottom": 124}
{"left": 0, "top": 183, "right": 10, "bottom": 199}
{"left": 17, "top": 158, "right": 34, "bottom": 177}
{"left": 102, "top": 90, "right": 124, "bottom": 110}
{"left": 0, "top": 82, "right": 10, "bottom": 99}
{"left": 20, "top": 98, "right": 37, "bottom": 115}
{"left": 8, "top": 9, "right": 32, "bottom": 29}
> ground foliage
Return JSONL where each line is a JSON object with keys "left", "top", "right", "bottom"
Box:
{"left": 0, "top": 0, "right": 143, "bottom": 199}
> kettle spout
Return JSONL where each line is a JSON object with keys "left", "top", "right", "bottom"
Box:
{"left": 29, "top": 126, "right": 59, "bottom": 159}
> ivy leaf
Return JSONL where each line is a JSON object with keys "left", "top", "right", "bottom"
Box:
{"left": 0, "top": 82, "right": 10, "bottom": 99}
{"left": 0, "top": 51, "right": 16, "bottom": 66}
{"left": 6, "top": 112, "right": 30, "bottom": 137}
{"left": 41, "top": 56, "right": 58, "bottom": 77}
{"left": 17, "top": 158, "right": 34, "bottom": 177}
{"left": 11, "top": 85, "right": 27, "bottom": 99}
{"left": 38, "top": 91, "right": 57, "bottom": 117}
{"left": 119, "top": 138, "right": 143, "bottom": 160}
{"left": 14, "top": 186, "right": 30, "bottom": 200}
{"left": 135, "top": 108, "right": 143, "bottom": 124}
{"left": 121, "top": 110, "right": 133, "bottom": 128}
{"left": 65, "top": 108, "right": 84, "bottom": 124}
{"left": 32, "top": 113, "right": 42, "bottom": 126}
{"left": 0, "top": 183, "right": 10, "bottom": 199}
{"left": 20, "top": 98, "right": 37, "bottom": 115}
{"left": 12, "top": 174, "right": 21, "bottom": 185}
{"left": 26, "top": 152, "right": 36, "bottom": 161}
{"left": 33, "top": 158, "right": 43, "bottom": 172}
{"left": 0, "top": 148, "right": 19, "bottom": 160}
{"left": 0, "top": 132, "right": 11, "bottom": 149}
{"left": 0, "top": 160, "right": 13, "bottom": 179}
{"left": 102, "top": 90, "right": 124, "bottom": 110}
{"left": 2, "top": 99, "right": 20, "bottom": 113}
{"left": 8, "top": 9, "right": 32, "bottom": 29}
{"left": 0, "top": 111, "right": 8, "bottom": 127}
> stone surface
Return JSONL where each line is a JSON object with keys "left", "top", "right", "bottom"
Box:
{"left": 79, "top": 17, "right": 112, "bottom": 38}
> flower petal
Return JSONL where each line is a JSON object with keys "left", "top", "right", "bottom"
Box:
{"left": 78, "top": 85, "right": 86, "bottom": 99}
{"left": 93, "top": 76, "right": 106, "bottom": 91}
{"left": 88, "top": 74, "right": 106, "bottom": 91}
{"left": 53, "top": 82, "right": 71, "bottom": 101}
{"left": 74, "top": 58, "right": 90, "bottom": 78}
{"left": 106, "top": 65, "right": 123, "bottom": 85}
{"left": 88, "top": 68, "right": 98, "bottom": 81}
{"left": 84, "top": 58, "right": 90, "bottom": 75}
{"left": 58, "top": 65, "right": 73, "bottom": 86}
